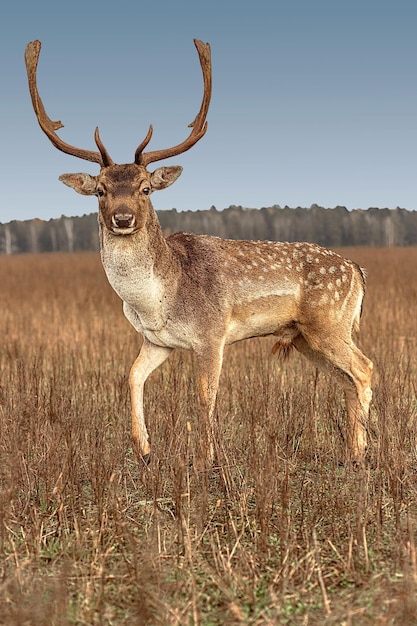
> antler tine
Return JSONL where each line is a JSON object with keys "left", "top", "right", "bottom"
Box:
{"left": 134, "top": 124, "right": 153, "bottom": 163}
{"left": 136, "top": 39, "right": 212, "bottom": 167}
{"left": 94, "top": 128, "right": 115, "bottom": 167}
{"left": 25, "top": 41, "right": 112, "bottom": 167}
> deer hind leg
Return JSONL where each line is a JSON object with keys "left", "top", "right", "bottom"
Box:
{"left": 341, "top": 344, "right": 373, "bottom": 457}
{"left": 293, "top": 333, "right": 373, "bottom": 460}
{"left": 129, "top": 338, "right": 172, "bottom": 464}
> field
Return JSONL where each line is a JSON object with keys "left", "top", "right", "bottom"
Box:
{"left": 1, "top": 247, "right": 417, "bottom": 625}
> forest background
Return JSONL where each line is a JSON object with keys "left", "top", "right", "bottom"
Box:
{"left": 1, "top": 204, "right": 415, "bottom": 254}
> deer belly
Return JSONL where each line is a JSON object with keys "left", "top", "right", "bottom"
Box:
{"left": 226, "top": 294, "right": 298, "bottom": 344}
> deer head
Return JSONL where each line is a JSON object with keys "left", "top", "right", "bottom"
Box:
{"left": 24, "top": 39, "right": 212, "bottom": 235}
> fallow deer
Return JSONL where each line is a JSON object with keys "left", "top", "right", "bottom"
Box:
{"left": 25, "top": 39, "right": 373, "bottom": 465}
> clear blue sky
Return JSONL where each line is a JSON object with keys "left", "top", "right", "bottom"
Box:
{"left": 1, "top": 0, "right": 416, "bottom": 223}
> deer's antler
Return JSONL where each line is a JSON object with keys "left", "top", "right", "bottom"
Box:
{"left": 25, "top": 40, "right": 114, "bottom": 167}
{"left": 135, "top": 39, "right": 212, "bottom": 167}
{"left": 25, "top": 39, "right": 211, "bottom": 169}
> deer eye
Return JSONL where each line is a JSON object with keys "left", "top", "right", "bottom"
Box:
{"left": 142, "top": 187, "right": 151, "bottom": 196}
{"left": 97, "top": 188, "right": 104, "bottom": 197}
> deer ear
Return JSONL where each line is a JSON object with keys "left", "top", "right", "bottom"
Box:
{"left": 150, "top": 166, "right": 183, "bottom": 191}
{"left": 59, "top": 173, "right": 97, "bottom": 196}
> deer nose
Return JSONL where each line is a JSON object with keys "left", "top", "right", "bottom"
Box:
{"left": 112, "top": 211, "right": 136, "bottom": 229}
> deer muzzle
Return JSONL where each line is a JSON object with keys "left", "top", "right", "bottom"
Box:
{"left": 111, "top": 210, "right": 136, "bottom": 232}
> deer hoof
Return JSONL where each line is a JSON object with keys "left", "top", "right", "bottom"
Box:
{"left": 141, "top": 453, "right": 151, "bottom": 466}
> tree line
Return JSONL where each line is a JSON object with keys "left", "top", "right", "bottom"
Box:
{"left": 1, "top": 204, "right": 416, "bottom": 255}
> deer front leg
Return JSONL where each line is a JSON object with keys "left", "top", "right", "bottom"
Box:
{"left": 195, "top": 345, "right": 224, "bottom": 466}
{"left": 129, "top": 338, "right": 172, "bottom": 464}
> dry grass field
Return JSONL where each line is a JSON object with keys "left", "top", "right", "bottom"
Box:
{"left": 1, "top": 247, "right": 417, "bottom": 625}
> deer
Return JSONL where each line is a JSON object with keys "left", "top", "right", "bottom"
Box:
{"left": 25, "top": 39, "right": 373, "bottom": 466}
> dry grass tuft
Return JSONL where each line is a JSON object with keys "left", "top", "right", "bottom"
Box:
{"left": 1, "top": 248, "right": 417, "bottom": 624}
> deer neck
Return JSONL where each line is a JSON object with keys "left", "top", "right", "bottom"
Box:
{"left": 99, "top": 205, "right": 176, "bottom": 315}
